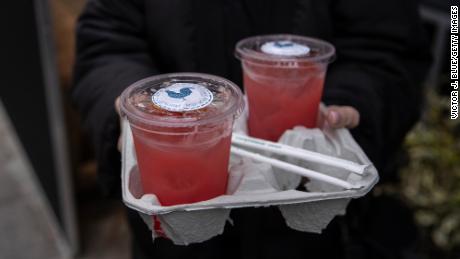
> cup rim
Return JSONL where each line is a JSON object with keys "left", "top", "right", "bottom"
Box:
{"left": 235, "top": 34, "right": 336, "bottom": 66}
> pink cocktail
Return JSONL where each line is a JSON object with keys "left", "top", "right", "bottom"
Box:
{"left": 120, "top": 73, "right": 244, "bottom": 206}
{"left": 236, "top": 35, "right": 335, "bottom": 141}
{"left": 131, "top": 121, "right": 233, "bottom": 206}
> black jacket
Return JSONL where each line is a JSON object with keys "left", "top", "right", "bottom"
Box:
{"left": 73, "top": 0, "right": 429, "bottom": 257}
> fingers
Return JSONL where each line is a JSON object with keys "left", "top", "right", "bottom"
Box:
{"left": 325, "top": 105, "right": 360, "bottom": 129}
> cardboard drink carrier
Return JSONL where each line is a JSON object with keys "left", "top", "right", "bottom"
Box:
{"left": 121, "top": 103, "right": 379, "bottom": 245}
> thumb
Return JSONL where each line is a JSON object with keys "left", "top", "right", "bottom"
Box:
{"left": 325, "top": 106, "right": 360, "bottom": 129}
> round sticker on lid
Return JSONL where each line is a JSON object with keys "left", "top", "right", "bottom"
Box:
{"left": 152, "top": 83, "right": 213, "bottom": 112}
{"left": 261, "top": 40, "right": 310, "bottom": 56}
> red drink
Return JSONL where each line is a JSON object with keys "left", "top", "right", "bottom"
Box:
{"left": 121, "top": 73, "right": 244, "bottom": 206}
{"left": 131, "top": 120, "right": 232, "bottom": 206}
{"left": 243, "top": 62, "right": 326, "bottom": 141}
{"left": 236, "top": 35, "right": 335, "bottom": 141}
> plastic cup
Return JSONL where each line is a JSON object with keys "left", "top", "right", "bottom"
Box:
{"left": 235, "top": 34, "right": 335, "bottom": 141}
{"left": 120, "top": 73, "right": 244, "bottom": 206}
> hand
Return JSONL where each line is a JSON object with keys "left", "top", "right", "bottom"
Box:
{"left": 319, "top": 105, "right": 360, "bottom": 129}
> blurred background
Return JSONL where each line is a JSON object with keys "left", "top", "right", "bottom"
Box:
{"left": 0, "top": 0, "right": 458, "bottom": 258}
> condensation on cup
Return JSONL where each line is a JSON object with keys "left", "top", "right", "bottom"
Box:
{"left": 235, "top": 34, "right": 335, "bottom": 141}
{"left": 120, "top": 73, "right": 244, "bottom": 206}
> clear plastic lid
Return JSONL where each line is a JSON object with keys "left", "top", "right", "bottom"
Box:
{"left": 120, "top": 73, "right": 244, "bottom": 128}
{"left": 235, "top": 34, "right": 335, "bottom": 66}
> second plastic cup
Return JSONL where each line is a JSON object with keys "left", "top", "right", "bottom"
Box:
{"left": 235, "top": 34, "right": 335, "bottom": 141}
{"left": 120, "top": 73, "right": 244, "bottom": 206}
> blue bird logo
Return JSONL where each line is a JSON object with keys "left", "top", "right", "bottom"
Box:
{"left": 274, "top": 41, "right": 294, "bottom": 48}
{"left": 166, "top": 87, "right": 193, "bottom": 99}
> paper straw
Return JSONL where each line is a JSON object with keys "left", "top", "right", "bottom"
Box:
{"left": 231, "top": 146, "right": 356, "bottom": 190}
{"left": 232, "top": 133, "right": 367, "bottom": 175}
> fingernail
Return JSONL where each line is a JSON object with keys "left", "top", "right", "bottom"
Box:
{"left": 329, "top": 111, "right": 339, "bottom": 125}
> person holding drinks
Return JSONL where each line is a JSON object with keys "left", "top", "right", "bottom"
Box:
{"left": 73, "top": 0, "right": 430, "bottom": 258}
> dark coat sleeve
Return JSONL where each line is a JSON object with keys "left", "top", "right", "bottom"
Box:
{"left": 72, "top": 0, "right": 157, "bottom": 196}
{"left": 323, "top": 0, "right": 431, "bottom": 177}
